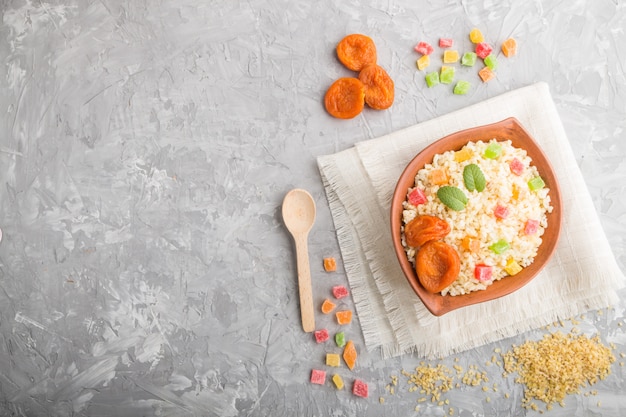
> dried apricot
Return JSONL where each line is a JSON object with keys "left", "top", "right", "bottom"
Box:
{"left": 404, "top": 215, "right": 451, "bottom": 248}
{"left": 358, "top": 64, "right": 394, "bottom": 110}
{"left": 415, "top": 240, "right": 460, "bottom": 293}
{"left": 324, "top": 77, "right": 365, "bottom": 119}
{"left": 336, "top": 34, "right": 377, "bottom": 71}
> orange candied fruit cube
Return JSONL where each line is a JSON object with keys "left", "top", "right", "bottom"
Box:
{"left": 323, "top": 257, "right": 337, "bottom": 272}
{"left": 429, "top": 168, "right": 449, "bottom": 185}
{"left": 343, "top": 340, "right": 357, "bottom": 370}
{"left": 321, "top": 299, "right": 336, "bottom": 314}
{"left": 336, "top": 310, "right": 353, "bottom": 325}
{"left": 478, "top": 67, "right": 495, "bottom": 82}
{"left": 461, "top": 236, "right": 480, "bottom": 254}
{"left": 501, "top": 38, "right": 517, "bottom": 57}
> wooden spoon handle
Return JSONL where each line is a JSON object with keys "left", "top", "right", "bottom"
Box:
{"left": 294, "top": 234, "right": 315, "bottom": 332}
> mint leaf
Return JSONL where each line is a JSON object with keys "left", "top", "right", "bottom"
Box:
{"left": 463, "top": 164, "right": 486, "bottom": 192}
{"left": 437, "top": 186, "right": 468, "bottom": 211}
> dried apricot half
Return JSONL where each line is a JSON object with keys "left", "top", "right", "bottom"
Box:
{"left": 324, "top": 77, "right": 365, "bottom": 119}
{"left": 404, "top": 215, "right": 451, "bottom": 248}
{"left": 358, "top": 64, "right": 394, "bottom": 110}
{"left": 415, "top": 240, "right": 460, "bottom": 293}
{"left": 336, "top": 34, "right": 377, "bottom": 71}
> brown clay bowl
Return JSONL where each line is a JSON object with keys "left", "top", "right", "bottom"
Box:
{"left": 390, "top": 117, "right": 562, "bottom": 316}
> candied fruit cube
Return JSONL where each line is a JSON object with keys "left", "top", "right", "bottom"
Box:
{"left": 476, "top": 42, "right": 493, "bottom": 59}
{"left": 429, "top": 168, "right": 449, "bottom": 185}
{"left": 474, "top": 264, "right": 493, "bottom": 282}
{"left": 332, "top": 374, "right": 344, "bottom": 390}
{"left": 484, "top": 142, "right": 502, "bottom": 159}
{"left": 454, "top": 148, "right": 473, "bottom": 162}
{"left": 524, "top": 219, "right": 539, "bottom": 235}
{"left": 326, "top": 353, "right": 341, "bottom": 367}
{"left": 314, "top": 329, "right": 329, "bottom": 343}
{"left": 335, "top": 331, "right": 346, "bottom": 347}
{"left": 336, "top": 310, "right": 352, "bottom": 325}
{"left": 408, "top": 187, "right": 427, "bottom": 206}
{"left": 484, "top": 54, "right": 498, "bottom": 70}
{"left": 415, "top": 41, "right": 434, "bottom": 55}
{"left": 440, "top": 66, "right": 455, "bottom": 84}
{"left": 453, "top": 80, "right": 471, "bottom": 95}
{"left": 493, "top": 204, "right": 509, "bottom": 219}
{"left": 323, "top": 257, "right": 337, "bottom": 272}
{"left": 489, "top": 239, "right": 510, "bottom": 255}
{"left": 504, "top": 258, "right": 523, "bottom": 276}
{"left": 353, "top": 379, "right": 369, "bottom": 398}
{"left": 343, "top": 340, "right": 357, "bottom": 370}
{"left": 461, "top": 236, "right": 480, "bottom": 253}
{"left": 461, "top": 52, "right": 477, "bottom": 67}
{"left": 311, "top": 369, "right": 326, "bottom": 385}
{"left": 528, "top": 176, "right": 545, "bottom": 191}
{"left": 332, "top": 285, "right": 349, "bottom": 299}
{"left": 509, "top": 157, "right": 525, "bottom": 175}
{"left": 501, "top": 38, "right": 517, "bottom": 57}
{"left": 321, "top": 299, "right": 336, "bottom": 314}
{"left": 425, "top": 71, "right": 440, "bottom": 87}
{"left": 416, "top": 54, "right": 430, "bottom": 71}
{"left": 469, "top": 28, "right": 484, "bottom": 43}
{"left": 478, "top": 67, "right": 495, "bottom": 82}
{"left": 439, "top": 37, "right": 454, "bottom": 48}
{"left": 443, "top": 50, "right": 460, "bottom": 63}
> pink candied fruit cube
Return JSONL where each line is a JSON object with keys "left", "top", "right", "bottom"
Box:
{"left": 352, "top": 379, "right": 369, "bottom": 398}
{"left": 408, "top": 187, "right": 427, "bottom": 206}
{"left": 310, "top": 369, "right": 326, "bottom": 385}
{"left": 509, "top": 158, "right": 525, "bottom": 176}
{"left": 494, "top": 204, "right": 510, "bottom": 220}
{"left": 439, "top": 37, "right": 454, "bottom": 48}
{"left": 524, "top": 219, "right": 539, "bottom": 235}
{"left": 474, "top": 264, "right": 493, "bottom": 282}
{"left": 314, "top": 329, "right": 329, "bottom": 343}
{"left": 414, "top": 41, "right": 434, "bottom": 55}
{"left": 476, "top": 42, "right": 493, "bottom": 59}
{"left": 332, "top": 285, "right": 349, "bottom": 299}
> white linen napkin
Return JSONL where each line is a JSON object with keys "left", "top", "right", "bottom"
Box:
{"left": 317, "top": 82, "right": 625, "bottom": 359}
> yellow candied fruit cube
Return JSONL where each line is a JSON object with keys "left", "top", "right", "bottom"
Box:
{"left": 416, "top": 54, "right": 430, "bottom": 71}
{"left": 443, "top": 50, "right": 460, "bottom": 63}
{"left": 332, "top": 374, "right": 344, "bottom": 390}
{"left": 326, "top": 353, "right": 341, "bottom": 367}
{"left": 504, "top": 258, "right": 523, "bottom": 276}
{"left": 470, "top": 28, "right": 484, "bottom": 43}
{"left": 454, "top": 148, "right": 473, "bottom": 162}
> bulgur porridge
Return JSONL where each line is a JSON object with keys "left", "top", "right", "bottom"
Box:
{"left": 401, "top": 139, "right": 552, "bottom": 296}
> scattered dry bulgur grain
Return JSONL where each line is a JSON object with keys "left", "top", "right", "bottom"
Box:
{"left": 379, "top": 396, "right": 385, "bottom": 404}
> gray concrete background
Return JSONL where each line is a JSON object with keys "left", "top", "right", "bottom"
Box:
{"left": 0, "top": 0, "right": 625, "bottom": 416}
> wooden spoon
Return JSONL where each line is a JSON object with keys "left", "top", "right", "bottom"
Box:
{"left": 282, "top": 189, "right": 316, "bottom": 333}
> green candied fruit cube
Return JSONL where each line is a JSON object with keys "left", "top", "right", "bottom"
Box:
{"left": 440, "top": 66, "right": 455, "bottom": 84}
{"left": 528, "top": 176, "right": 546, "bottom": 191}
{"left": 425, "top": 71, "right": 440, "bottom": 87}
{"left": 484, "top": 142, "right": 502, "bottom": 159}
{"left": 453, "top": 80, "right": 471, "bottom": 95}
{"left": 489, "top": 239, "right": 510, "bottom": 255}
{"left": 335, "top": 331, "right": 346, "bottom": 348}
{"left": 461, "top": 52, "right": 477, "bottom": 67}
{"left": 484, "top": 54, "right": 498, "bottom": 70}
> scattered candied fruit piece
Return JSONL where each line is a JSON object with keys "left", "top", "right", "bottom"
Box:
{"left": 439, "top": 38, "right": 454, "bottom": 48}
{"left": 509, "top": 157, "right": 525, "bottom": 175}
{"left": 358, "top": 64, "right": 395, "bottom": 110}
{"left": 453, "top": 80, "right": 471, "bottom": 95}
{"left": 314, "top": 329, "right": 329, "bottom": 343}
{"left": 476, "top": 42, "right": 493, "bottom": 59}
{"left": 501, "top": 38, "right": 517, "bottom": 57}
{"left": 321, "top": 299, "right": 336, "bottom": 314}
{"left": 335, "top": 331, "right": 346, "bottom": 347}
{"left": 524, "top": 219, "right": 539, "bottom": 235}
{"left": 332, "top": 374, "right": 344, "bottom": 390}
{"left": 528, "top": 176, "right": 545, "bottom": 191}
{"left": 324, "top": 77, "right": 365, "bottom": 119}
{"left": 454, "top": 148, "right": 473, "bottom": 162}
{"left": 474, "top": 264, "right": 493, "bottom": 282}
{"left": 353, "top": 379, "right": 369, "bottom": 398}
{"left": 461, "top": 236, "right": 480, "bottom": 253}
{"left": 484, "top": 142, "right": 502, "bottom": 159}
{"left": 489, "top": 239, "right": 510, "bottom": 254}
{"left": 504, "top": 258, "right": 523, "bottom": 276}
{"left": 469, "top": 28, "right": 484, "bottom": 43}
{"left": 484, "top": 54, "right": 498, "bottom": 70}
{"left": 336, "top": 34, "right": 377, "bottom": 71}
{"left": 311, "top": 369, "right": 326, "bottom": 385}
{"left": 461, "top": 51, "right": 477, "bottom": 66}
{"left": 414, "top": 41, "right": 434, "bottom": 55}
{"left": 478, "top": 67, "right": 495, "bottom": 82}
{"left": 343, "top": 340, "right": 358, "bottom": 370}
{"left": 408, "top": 187, "right": 428, "bottom": 206}
{"left": 416, "top": 54, "right": 430, "bottom": 71}
{"left": 429, "top": 168, "right": 449, "bottom": 185}
{"left": 323, "top": 257, "right": 337, "bottom": 272}
{"left": 336, "top": 310, "right": 353, "bottom": 325}
{"left": 404, "top": 215, "right": 451, "bottom": 248}
{"left": 440, "top": 66, "right": 455, "bottom": 84}
{"left": 416, "top": 240, "right": 461, "bottom": 293}
{"left": 425, "top": 71, "right": 440, "bottom": 87}
{"left": 494, "top": 204, "right": 510, "bottom": 219}
{"left": 332, "top": 285, "right": 349, "bottom": 299}
{"left": 326, "top": 353, "right": 341, "bottom": 367}
{"left": 443, "top": 50, "right": 460, "bottom": 63}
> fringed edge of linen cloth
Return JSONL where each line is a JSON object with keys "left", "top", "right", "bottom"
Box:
{"left": 318, "top": 82, "right": 625, "bottom": 359}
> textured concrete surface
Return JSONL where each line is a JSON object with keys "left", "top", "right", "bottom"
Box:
{"left": 0, "top": 0, "right": 625, "bottom": 416}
